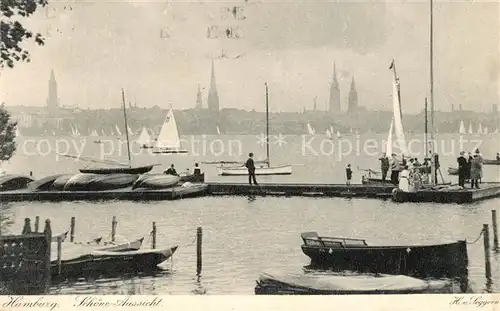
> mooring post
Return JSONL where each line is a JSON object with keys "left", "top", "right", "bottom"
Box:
{"left": 492, "top": 210, "right": 498, "bottom": 251}
{"left": 43, "top": 219, "right": 52, "bottom": 293}
{"left": 34, "top": 216, "right": 40, "bottom": 232}
{"left": 483, "top": 224, "right": 492, "bottom": 280}
{"left": 152, "top": 222, "right": 157, "bottom": 249}
{"left": 111, "top": 216, "right": 117, "bottom": 242}
{"left": 70, "top": 217, "right": 75, "bottom": 242}
{"left": 57, "top": 235, "right": 62, "bottom": 275}
{"left": 22, "top": 218, "right": 32, "bottom": 234}
{"left": 196, "top": 227, "right": 202, "bottom": 276}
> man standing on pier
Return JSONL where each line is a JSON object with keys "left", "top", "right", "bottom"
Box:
{"left": 457, "top": 151, "right": 467, "bottom": 188}
{"left": 390, "top": 153, "right": 400, "bottom": 185}
{"left": 246, "top": 153, "right": 258, "bottom": 185}
{"left": 379, "top": 153, "right": 390, "bottom": 182}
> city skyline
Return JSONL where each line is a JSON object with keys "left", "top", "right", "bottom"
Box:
{"left": 0, "top": 1, "right": 498, "bottom": 113}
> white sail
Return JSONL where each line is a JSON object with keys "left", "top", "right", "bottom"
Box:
{"left": 136, "top": 127, "right": 151, "bottom": 146}
{"left": 459, "top": 120, "right": 466, "bottom": 134}
{"left": 307, "top": 123, "right": 315, "bottom": 135}
{"left": 101, "top": 129, "right": 106, "bottom": 136}
{"left": 70, "top": 124, "right": 76, "bottom": 136}
{"left": 330, "top": 125, "right": 334, "bottom": 134}
{"left": 386, "top": 119, "right": 394, "bottom": 156}
{"left": 477, "top": 123, "right": 483, "bottom": 134}
{"left": 391, "top": 64, "right": 409, "bottom": 156}
{"left": 155, "top": 108, "right": 182, "bottom": 149}
{"left": 115, "top": 125, "right": 122, "bottom": 136}
{"left": 216, "top": 126, "right": 221, "bottom": 135}
{"left": 75, "top": 125, "right": 80, "bottom": 136}
{"left": 468, "top": 123, "right": 473, "bottom": 134}
{"left": 336, "top": 131, "right": 341, "bottom": 138}
{"left": 494, "top": 128, "right": 499, "bottom": 134}
{"left": 484, "top": 126, "right": 489, "bottom": 134}
{"left": 326, "top": 129, "right": 332, "bottom": 138}
{"left": 128, "top": 126, "right": 133, "bottom": 135}
{"left": 15, "top": 128, "right": 21, "bottom": 137}
{"left": 90, "top": 130, "right": 98, "bottom": 137}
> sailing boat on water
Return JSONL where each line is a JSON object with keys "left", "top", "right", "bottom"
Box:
{"left": 136, "top": 127, "right": 153, "bottom": 149}
{"left": 468, "top": 123, "right": 473, "bottom": 134}
{"left": 217, "top": 83, "right": 292, "bottom": 176}
{"left": 152, "top": 106, "right": 189, "bottom": 154}
{"left": 307, "top": 123, "right": 315, "bottom": 135}
{"left": 477, "top": 123, "right": 483, "bottom": 135}
{"left": 458, "top": 120, "right": 466, "bottom": 134}
{"left": 80, "top": 89, "right": 156, "bottom": 174}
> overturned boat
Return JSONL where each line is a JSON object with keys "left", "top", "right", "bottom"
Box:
{"left": 255, "top": 271, "right": 452, "bottom": 295}
{"left": 62, "top": 173, "right": 139, "bottom": 191}
{"left": 132, "top": 174, "right": 180, "bottom": 190}
{"left": 0, "top": 174, "right": 34, "bottom": 191}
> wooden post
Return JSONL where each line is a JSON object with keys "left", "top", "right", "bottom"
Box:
{"left": 70, "top": 217, "right": 75, "bottom": 242}
{"left": 152, "top": 222, "right": 157, "bottom": 249}
{"left": 22, "top": 218, "right": 32, "bottom": 234}
{"left": 196, "top": 227, "right": 202, "bottom": 276}
{"left": 43, "top": 219, "right": 52, "bottom": 293}
{"left": 492, "top": 210, "right": 498, "bottom": 251}
{"left": 34, "top": 216, "right": 40, "bottom": 232}
{"left": 111, "top": 216, "right": 117, "bottom": 243}
{"left": 483, "top": 224, "right": 491, "bottom": 280}
{"left": 57, "top": 236, "right": 62, "bottom": 275}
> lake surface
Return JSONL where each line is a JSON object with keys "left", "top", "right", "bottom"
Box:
{"left": 1, "top": 133, "right": 499, "bottom": 294}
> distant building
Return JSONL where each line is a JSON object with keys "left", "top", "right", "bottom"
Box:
{"left": 329, "top": 62, "right": 341, "bottom": 113}
{"left": 207, "top": 60, "right": 219, "bottom": 113}
{"left": 347, "top": 76, "right": 358, "bottom": 114}
{"left": 46, "top": 70, "right": 60, "bottom": 112}
{"left": 313, "top": 96, "right": 317, "bottom": 111}
{"left": 196, "top": 84, "right": 202, "bottom": 109}
{"left": 493, "top": 104, "right": 498, "bottom": 114}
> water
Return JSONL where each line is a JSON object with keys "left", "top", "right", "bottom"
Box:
{"left": 1, "top": 134, "right": 499, "bottom": 294}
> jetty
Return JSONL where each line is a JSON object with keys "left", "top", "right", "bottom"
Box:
{"left": 0, "top": 181, "right": 498, "bottom": 204}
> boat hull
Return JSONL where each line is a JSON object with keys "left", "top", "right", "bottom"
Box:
{"left": 132, "top": 174, "right": 180, "bottom": 190}
{"left": 152, "top": 148, "right": 189, "bottom": 154}
{"left": 301, "top": 238, "right": 468, "bottom": 281}
{"left": 51, "top": 246, "right": 177, "bottom": 280}
{"left": 254, "top": 272, "right": 452, "bottom": 295}
{"left": 483, "top": 159, "right": 500, "bottom": 165}
{"left": 87, "top": 174, "right": 140, "bottom": 191}
{"left": 28, "top": 174, "right": 68, "bottom": 192}
{"left": 79, "top": 165, "right": 154, "bottom": 175}
{"left": 0, "top": 175, "right": 34, "bottom": 191}
{"left": 179, "top": 173, "right": 205, "bottom": 183}
{"left": 218, "top": 165, "right": 292, "bottom": 176}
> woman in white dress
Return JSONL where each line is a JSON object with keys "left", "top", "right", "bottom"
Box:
{"left": 398, "top": 165, "right": 411, "bottom": 192}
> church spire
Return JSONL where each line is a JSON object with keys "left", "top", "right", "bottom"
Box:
{"left": 207, "top": 59, "right": 219, "bottom": 113}
{"left": 329, "top": 61, "right": 340, "bottom": 113}
{"left": 196, "top": 84, "right": 202, "bottom": 109}
{"left": 47, "top": 69, "right": 59, "bottom": 112}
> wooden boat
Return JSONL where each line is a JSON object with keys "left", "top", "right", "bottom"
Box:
{"left": 79, "top": 165, "right": 153, "bottom": 175}
{"left": 51, "top": 246, "right": 177, "bottom": 280}
{"left": 255, "top": 271, "right": 452, "bottom": 295}
{"left": 179, "top": 172, "right": 205, "bottom": 183}
{"left": 447, "top": 167, "right": 458, "bottom": 175}
{"left": 0, "top": 174, "right": 34, "bottom": 191}
{"left": 300, "top": 232, "right": 468, "bottom": 280}
{"left": 152, "top": 107, "right": 189, "bottom": 154}
{"left": 132, "top": 174, "right": 180, "bottom": 190}
{"left": 63, "top": 174, "right": 99, "bottom": 191}
{"left": 217, "top": 83, "right": 292, "bottom": 176}
{"left": 483, "top": 159, "right": 500, "bottom": 165}
{"left": 132, "top": 183, "right": 208, "bottom": 199}
{"left": 51, "top": 174, "right": 74, "bottom": 191}
{"left": 27, "top": 174, "right": 68, "bottom": 191}
{"left": 86, "top": 173, "right": 139, "bottom": 191}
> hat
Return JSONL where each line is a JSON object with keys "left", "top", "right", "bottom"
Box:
{"left": 460, "top": 151, "right": 464, "bottom": 155}
{"left": 475, "top": 149, "right": 480, "bottom": 154}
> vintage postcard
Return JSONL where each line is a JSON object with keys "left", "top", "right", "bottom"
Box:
{"left": 0, "top": 0, "right": 499, "bottom": 310}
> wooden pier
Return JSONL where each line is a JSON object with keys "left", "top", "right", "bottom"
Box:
{"left": 0, "top": 182, "right": 498, "bottom": 204}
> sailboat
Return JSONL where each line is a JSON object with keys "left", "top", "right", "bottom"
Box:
{"left": 136, "top": 127, "right": 153, "bottom": 149}
{"left": 484, "top": 126, "right": 489, "bottom": 135}
{"left": 477, "top": 123, "right": 483, "bottom": 135}
{"left": 80, "top": 89, "right": 156, "bottom": 175}
{"left": 468, "top": 123, "right": 473, "bottom": 134}
{"left": 336, "top": 130, "right": 341, "bottom": 138}
{"left": 217, "top": 83, "right": 292, "bottom": 176}
{"left": 326, "top": 129, "right": 332, "bottom": 139}
{"left": 216, "top": 126, "right": 221, "bottom": 135}
{"left": 152, "top": 106, "right": 189, "bottom": 154}
{"left": 115, "top": 124, "right": 122, "bottom": 136}
{"left": 458, "top": 120, "right": 466, "bottom": 134}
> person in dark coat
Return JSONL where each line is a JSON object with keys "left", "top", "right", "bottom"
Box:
{"left": 465, "top": 152, "right": 473, "bottom": 181}
{"left": 245, "top": 152, "right": 258, "bottom": 185}
{"left": 390, "top": 153, "right": 400, "bottom": 185}
{"left": 457, "top": 151, "right": 467, "bottom": 187}
{"left": 379, "top": 153, "right": 390, "bottom": 181}
{"left": 345, "top": 164, "right": 352, "bottom": 185}
{"left": 164, "top": 164, "right": 179, "bottom": 176}
{"left": 193, "top": 163, "right": 202, "bottom": 176}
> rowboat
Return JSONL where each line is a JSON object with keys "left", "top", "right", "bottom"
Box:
{"left": 0, "top": 175, "right": 34, "bottom": 191}
{"left": 300, "top": 232, "right": 468, "bottom": 280}
{"left": 179, "top": 172, "right": 205, "bottom": 183}
{"left": 28, "top": 174, "right": 68, "bottom": 191}
{"left": 51, "top": 174, "right": 74, "bottom": 191}
{"left": 79, "top": 165, "right": 154, "bottom": 175}
{"left": 483, "top": 159, "right": 500, "bottom": 165}
{"left": 51, "top": 246, "right": 177, "bottom": 280}
{"left": 85, "top": 173, "right": 139, "bottom": 191}
{"left": 255, "top": 271, "right": 452, "bottom": 295}
{"left": 218, "top": 164, "right": 292, "bottom": 176}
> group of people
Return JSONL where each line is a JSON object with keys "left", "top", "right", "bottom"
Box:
{"left": 457, "top": 149, "right": 483, "bottom": 189}
{"left": 378, "top": 153, "right": 434, "bottom": 185}
{"left": 164, "top": 163, "right": 203, "bottom": 176}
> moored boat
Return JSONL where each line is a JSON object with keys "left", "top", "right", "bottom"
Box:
{"left": 52, "top": 174, "right": 74, "bottom": 191}
{"left": 63, "top": 174, "right": 100, "bottom": 191}
{"left": 86, "top": 173, "right": 139, "bottom": 191}
{"left": 152, "top": 107, "right": 189, "bottom": 154}
{"left": 51, "top": 246, "right": 177, "bottom": 280}
{"left": 300, "top": 232, "right": 468, "bottom": 281}
{"left": 218, "top": 164, "right": 292, "bottom": 176}
{"left": 179, "top": 172, "right": 205, "bottom": 183}
{"left": 483, "top": 159, "right": 500, "bottom": 165}
{"left": 79, "top": 165, "right": 154, "bottom": 175}
{"left": 27, "top": 174, "right": 68, "bottom": 191}
{"left": 0, "top": 174, "right": 34, "bottom": 191}
{"left": 255, "top": 271, "right": 452, "bottom": 295}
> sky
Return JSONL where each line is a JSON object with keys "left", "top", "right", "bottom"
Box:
{"left": 0, "top": 0, "right": 498, "bottom": 113}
